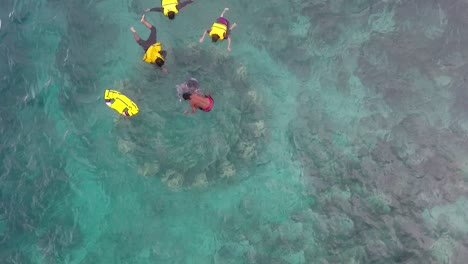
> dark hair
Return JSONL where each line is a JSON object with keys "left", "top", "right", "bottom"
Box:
{"left": 168, "top": 11, "right": 175, "bottom": 20}
{"left": 182, "top": 93, "right": 192, "bottom": 100}
{"left": 211, "top": 34, "right": 219, "bottom": 42}
{"left": 155, "top": 58, "right": 165, "bottom": 67}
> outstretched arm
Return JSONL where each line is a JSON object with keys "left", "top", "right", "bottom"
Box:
{"left": 145, "top": 7, "right": 163, "bottom": 12}
{"left": 184, "top": 105, "right": 197, "bottom": 114}
{"left": 219, "top": 7, "right": 229, "bottom": 17}
{"left": 227, "top": 37, "right": 232, "bottom": 51}
{"left": 199, "top": 30, "right": 208, "bottom": 43}
{"left": 177, "top": 0, "right": 194, "bottom": 10}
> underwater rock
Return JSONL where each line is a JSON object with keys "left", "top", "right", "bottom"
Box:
{"left": 235, "top": 64, "right": 248, "bottom": 82}
{"left": 220, "top": 161, "right": 236, "bottom": 178}
{"left": 434, "top": 75, "right": 451, "bottom": 87}
{"left": 247, "top": 90, "right": 258, "bottom": 102}
{"left": 365, "top": 239, "right": 389, "bottom": 260}
{"left": 282, "top": 250, "right": 306, "bottom": 264}
{"left": 161, "top": 170, "right": 184, "bottom": 189}
{"left": 290, "top": 15, "right": 311, "bottom": 38}
{"left": 193, "top": 173, "right": 208, "bottom": 187}
{"left": 137, "top": 162, "right": 160, "bottom": 177}
{"left": 431, "top": 234, "right": 456, "bottom": 264}
{"left": 367, "top": 191, "right": 392, "bottom": 214}
{"left": 118, "top": 138, "right": 136, "bottom": 154}
{"left": 238, "top": 141, "right": 257, "bottom": 160}
{"left": 253, "top": 120, "right": 266, "bottom": 138}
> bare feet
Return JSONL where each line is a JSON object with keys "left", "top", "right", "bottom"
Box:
{"left": 140, "top": 14, "right": 146, "bottom": 23}
{"left": 130, "top": 27, "right": 136, "bottom": 32}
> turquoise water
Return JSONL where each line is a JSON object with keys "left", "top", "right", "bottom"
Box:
{"left": 1, "top": 0, "right": 468, "bottom": 263}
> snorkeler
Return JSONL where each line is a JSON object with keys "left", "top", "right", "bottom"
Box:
{"left": 104, "top": 89, "right": 139, "bottom": 117}
{"left": 199, "top": 8, "right": 237, "bottom": 52}
{"left": 145, "top": 0, "right": 195, "bottom": 20}
{"left": 176, "top": 78, "right": 201, "bottom": 100}
{"left": 182, "top": 93, "right": 213, "bottom": 114}
{"left": 130, "top": 14, "right": 168, "bottom": 72}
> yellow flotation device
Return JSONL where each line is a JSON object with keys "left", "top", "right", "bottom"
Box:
{"left": 162, "top": 0, "right": 179, "bottom": 16}
{"left": 142, "top": 42, "right": 165, "bottom": 64}
{"left": 104, "top": 89, "right": 139, "bottom": 117}
{"left": 209, "top": 22, "right": 227, "bottom": 40}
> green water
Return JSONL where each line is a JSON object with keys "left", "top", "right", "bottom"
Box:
{"left": 1, "top": 0, "right": 468, "bottom": 263}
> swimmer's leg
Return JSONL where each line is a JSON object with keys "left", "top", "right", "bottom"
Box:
{"left": 140, "top": 14, "right": 157, "bottom": 43}
{"left": 130, "top": 27, "right": 141, "bottom": 41}
{"left": 140, "top": 14, "right": 152, "bottom": 29}
{"left": 131, "top": 27, "right": 150, "bottom": 51}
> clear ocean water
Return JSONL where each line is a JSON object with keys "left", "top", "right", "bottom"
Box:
{"left": 1, "top": 0, "right": 468, "bottom": 263}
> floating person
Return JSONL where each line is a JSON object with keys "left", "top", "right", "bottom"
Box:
{"left": 199, "top": 8, "right": 237, "bottom": 52}
{"left": 145, "top": 0, "right": 195, "bottom": 20}
{"left": 182, "top": 92, "right": 213, "bottom": 114}
{"left": 130, "top": 14, "right": 168, "bottom": 72}
{"left": 104, "top": 89, "right": 139, "bottom": 117}
{"left": 176, "top": 78, "right": 201, "bottom": 101}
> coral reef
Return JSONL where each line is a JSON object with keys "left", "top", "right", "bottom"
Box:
{"left": 161, "top": 170, "right": 184, "bottom": 190}
{"left": 193, "top": 173, "right": 208, "bottom": 187}
{"left": 253, "top": 120, "right": 266, "bottom": 138}
{"left": 235, "top": 64, "right": 248, "bottom": 82}
{"left": 137, "top": 162, "right": 160, "bottom": 177}
{"left": 238, "top": 141, "right": 257, "bottom": 160}
{"left": 220, "top": 161, "right": 236, "bottom": 178}
{"left": 117, "top": 138, "right": 136, "bottom": 154}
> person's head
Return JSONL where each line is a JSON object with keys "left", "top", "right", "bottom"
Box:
{"left": 155, "top": 58, "right": 165, "bottom": 67}
{"left": 182, "top": 93, "right": 192, "bottom": 100}
{"left": 211, "top": 34, "right": 219, "bottom": 43}
{"left": 168, "top": 11, "right": 175, "bottom": 20}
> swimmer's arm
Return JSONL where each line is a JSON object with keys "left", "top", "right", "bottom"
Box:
{"left": 199, "top": 30, "right": 208, "bottom": 43}
{"left": 184, "top": 103, "right": 197, "bottom": 114}
{"left": 146, "top": 7, "right": 163, "bottom": 12}
{"left": 227, "top": 37, "right": 231, "bottom": 51}
{"left": 177, "top": 0, "right": 194, "bottom": 10}
{"left": 229, "top": 22, "right": 237, "bottom": 31}
{"left": 183, "top": 108, "right": 196, "bottom": 114}
{"left": 153, "top": 64, "right": 168, "bottom": 73}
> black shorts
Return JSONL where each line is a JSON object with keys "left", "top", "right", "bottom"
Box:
{"left": 137, "top": 26, "right": 157, "bottom": 51}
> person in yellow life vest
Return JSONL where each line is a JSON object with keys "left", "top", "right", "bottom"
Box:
{"left": 130, "top": 15, "right": 168, "bottom": 72}
{"left": 145, "top": 0, "right": 195, "bottom": 20}
{"left": 199, "top": 8, "right": 237, "bottom": 52}
{"left": 104, "top": 90, "right": 139, "bottom": 117}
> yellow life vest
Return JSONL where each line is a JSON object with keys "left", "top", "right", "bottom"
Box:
{"left": 162, "top": 0, "right": 179, "bottom": 16}
{"left": 142, "top": 43, "right": 165, "bottom": 64}
{"left": 209, "top": 22, "right": 227, "bottom": 40}
{"left": 104, "top": 89, "right": 139, "bottom": 117}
